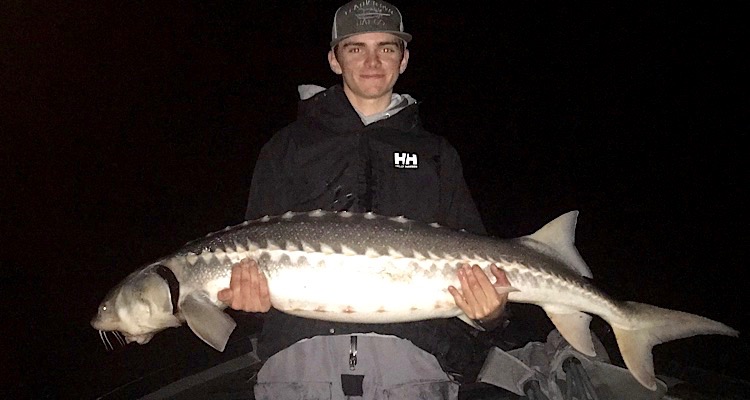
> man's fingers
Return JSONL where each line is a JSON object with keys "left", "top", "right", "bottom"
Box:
{"left": 471, "top": 264, "right": 497, "bottom": 298}
{"left": 231, "top": 265, "right": 245, "bottom": 310}
{"left": 465, "top": 264, "right": 493, "bottom": 303}
{"left": 451, "top": 264, "right": 511, "bottom": 323}
{"left": 258, "top": 270, "right": 271, "bottom": 311}
{"left": 231, "top": 260, "right": 252, "bottom": 311}
{"left": 220, "top": 262, "right": 247, "bottom": 305}
{"left": 229, "top": 263, "right": 242, "bottom": 292}
{"left": 220, "top": 259, "right": 271, "bottom": 312}
{"left": 471, "top": 264, "right": 501, "bottom": 314}
{"left": 448, "top": 285, "right": 470, "bottom": 316}
{"left": 217, "top": 288, "right": 231, "bottom": 302}
{"left": 458, "top": 265, "right": 481, "bottom": 318}
{"left": 249, "top": 263, "right": 267, "bottom": 311}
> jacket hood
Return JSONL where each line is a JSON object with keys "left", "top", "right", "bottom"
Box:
{"left": 296, "top": 85, "right": 420, "bottom": 135}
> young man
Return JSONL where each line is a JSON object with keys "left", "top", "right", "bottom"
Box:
{"left": 219, "top": 1, "right": 509, "bottom": 398}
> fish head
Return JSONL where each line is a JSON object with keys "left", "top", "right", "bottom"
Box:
{"left": 91, "top": 265, "right": 182, "bottom": 345}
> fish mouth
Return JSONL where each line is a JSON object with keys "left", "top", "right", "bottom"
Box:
{"left": 92, "top": 330, "right": 154, "bottom": 351}
{"left": 96, "top": 329, "right": 153, "bottom": 351}
{"left": 125, "top": 333, "right": 154, "bottom": 344}
{"left": 92, "top": 323, "right": 153, "bottom": 345}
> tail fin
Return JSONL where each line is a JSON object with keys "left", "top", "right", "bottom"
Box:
{"left": 611, "top": 301, "right": 739, "bottom": 390}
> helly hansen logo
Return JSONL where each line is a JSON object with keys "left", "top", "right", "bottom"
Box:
{"left": 393, "top": 152, "right": 418, "bottom": 169}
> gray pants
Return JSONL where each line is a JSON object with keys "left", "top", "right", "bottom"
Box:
{"left": 477, "top": 330, "right": 668, "bottom": 399}
{"left": 254, "top": 333, "right": 458, "bottom": 400}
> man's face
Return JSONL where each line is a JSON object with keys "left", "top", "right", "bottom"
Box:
{"left": 328, "top": 32, "right": 409, "bottom": 104}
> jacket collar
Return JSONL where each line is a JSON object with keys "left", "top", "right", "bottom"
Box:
{"left": 298, "top": 85, "right": 420, "bottom": 134}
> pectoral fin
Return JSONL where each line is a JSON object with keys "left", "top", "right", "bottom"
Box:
{"left": 543, "top": 305, "right": 596, "bottom": 356}
{"left": 181, "top": 292, "right": 236, "bottom": 352}
{"left": 494, "top": 286, "right": 520, "bottom": 295}
{"left": 458, "top": 314, "right": 485, "bottom": 331}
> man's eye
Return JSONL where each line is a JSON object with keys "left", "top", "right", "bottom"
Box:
{"left": 348, "top": 47, "right": 360, "bottom": 53}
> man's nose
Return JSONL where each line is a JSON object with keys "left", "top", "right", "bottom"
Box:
{"left": 364, "top": 51, "right": 381, "bottom": 66}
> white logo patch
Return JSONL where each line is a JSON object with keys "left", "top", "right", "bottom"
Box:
{"left": 393, "top": 152, "right": 418, "bottom": 169}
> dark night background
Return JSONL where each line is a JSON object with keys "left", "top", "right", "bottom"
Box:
{"left": 3, "top": 1, "right": 747, "bottom": 399}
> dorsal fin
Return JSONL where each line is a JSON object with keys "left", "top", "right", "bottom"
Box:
{"left": 521, "top": 211, "right": 592, "bottom": 278}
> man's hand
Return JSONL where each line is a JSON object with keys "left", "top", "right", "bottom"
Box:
{"left": 448, "top": 264, "right": 510, "bottom": 323}
{"left": 217, "top": 259, "right": 271, "bottom": 312}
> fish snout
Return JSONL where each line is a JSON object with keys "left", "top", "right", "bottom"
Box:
{"left": 90, "top": 310, "right": 120, "bottom": 331}
{"left": 90, "top": 316, "right": 110, "bottom": 331}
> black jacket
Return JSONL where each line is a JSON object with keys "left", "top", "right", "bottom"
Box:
{"left": 245, "top": 85, "right": 489, "bottom": 376}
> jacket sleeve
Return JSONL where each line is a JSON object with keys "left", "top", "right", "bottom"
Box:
{"left": 438, "top": 139, "right": 487, "bottom": 235}
{"left": 244, "top": 131, "right": 295, "bottom": 221}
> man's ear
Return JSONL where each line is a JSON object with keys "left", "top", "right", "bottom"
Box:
{"left": 328, "top": 50, "right": 343, "bottom": 75}
{"left": 399, "top": 48, "right": 410, "bottom": 74}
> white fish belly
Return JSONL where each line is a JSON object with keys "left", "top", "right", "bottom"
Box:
{"left": 264, "top": 251, "right": 464, "bottom": 323}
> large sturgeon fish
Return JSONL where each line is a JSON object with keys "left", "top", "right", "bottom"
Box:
{"left": 92, "top": 210, "right": 737, "bottom": 390}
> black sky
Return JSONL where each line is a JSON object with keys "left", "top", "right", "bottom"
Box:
{"left": 3, "top": 1, "right": 748, "bottom": 398}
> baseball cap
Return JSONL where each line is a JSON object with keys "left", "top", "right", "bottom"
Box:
{"left": 330, "top": 0, "right": 413, "bottom": 48}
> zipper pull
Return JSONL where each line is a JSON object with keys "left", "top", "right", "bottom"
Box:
{"left": 349, "top": 335, "right": 358, "bottom": 370}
